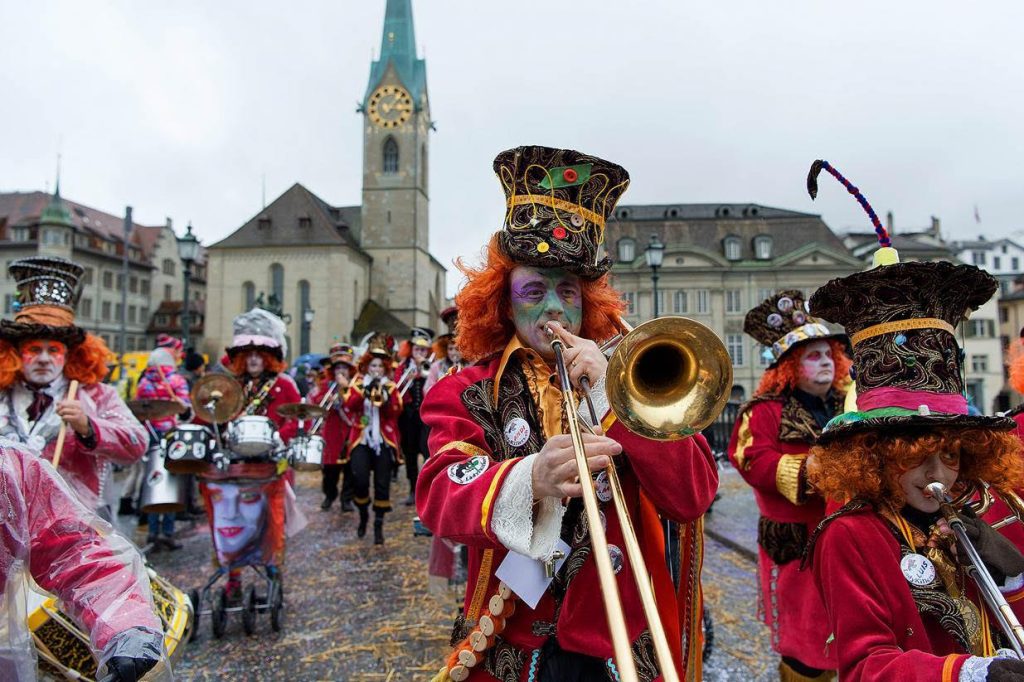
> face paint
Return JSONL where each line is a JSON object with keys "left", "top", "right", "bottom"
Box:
{"left": 19, "top": 340, "right": 67, "bottom": 386}
{"left": 246, "top": 351, "right": 265, "bottom": 377}
{"left": 368, "top": 357, "right": 385, "bottom": 378}
{"left": 795, "top": 340, "right": 835, "bottom": 398}
{"left": 899, "top": 451, "right": 961, "bottom": 513}
{"left": 509, "top": 265, "right": 583, "bottom": 359}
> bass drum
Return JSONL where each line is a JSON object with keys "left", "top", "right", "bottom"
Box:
{"left": 28, "top": 568, "right": 192, "bottom": 681}
{"left": 139, "top": 444, "right": 186, "bottom": 514}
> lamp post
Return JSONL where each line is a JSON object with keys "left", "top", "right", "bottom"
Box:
{"left": 301, "top": 307, "right": 315, "bottom": 355}
{"left": 645, "top": 233, "right": 665, "bottom": 319}
{"left": 176, "top": 223, "right": 200, "bottom": 349}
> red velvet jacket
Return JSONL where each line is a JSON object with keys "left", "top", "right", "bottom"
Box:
{"left": 308, "top": 380, "right": 353, "bottom": 465}
{"left": 342, "top": 377, "right": 402, "bottom": 460}
{"left": 813, "top": 503, "right": 1024, "bottom": 681}
{"left": 417, "top": 353, "right": 718, "bottom": 678}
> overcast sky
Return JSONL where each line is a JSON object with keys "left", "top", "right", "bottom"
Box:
{"left": 2, "top": 1, "right": 1022, "bottom": 296}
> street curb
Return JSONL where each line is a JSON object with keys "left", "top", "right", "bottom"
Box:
{"left": 704, "top": 527, "right": 757, "bottom": 563}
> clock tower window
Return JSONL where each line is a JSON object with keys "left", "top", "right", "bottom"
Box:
{"left": 383, "top": 137, "right": 399, "bottom": 174}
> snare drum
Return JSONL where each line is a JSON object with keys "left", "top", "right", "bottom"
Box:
{"left": 289, "top": 435, "right": 325, "bottom": 471}
{"left": 140, "top": 444, "right": 187, "bottom": 514}
{"left": 28, "top": 568, "right": 191, "bottom": 681}
{"left": 165, "top": 423, "right": 213, "bottom": 474}
{"left": 227, "top": 416, "right": 276, "bottom": 457}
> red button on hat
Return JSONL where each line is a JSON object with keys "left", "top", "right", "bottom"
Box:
{"left": 552, "top": 226, "right": 567, "bottom": 239}
{"left": 562, "top": 168, "right": 578, "bottom": 183}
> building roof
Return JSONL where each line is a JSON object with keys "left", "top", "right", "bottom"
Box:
{"left": 209, "top": 183, "right": 365, "bottom": 254}
{"left": 608, "top": 203, "right": 849, "bottom": 262}
{"left": 362, "top": 0, "right": 427, "bottom": 105}
{"left": 351, "top": 299, "right": 410, "bottom": 340}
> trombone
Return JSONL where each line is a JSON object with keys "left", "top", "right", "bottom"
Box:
{"left": 549, "top": 315, "right": 732, "bottom": 682}
{"left": 926, "top": 482, "right": 1024, "bottom": 657}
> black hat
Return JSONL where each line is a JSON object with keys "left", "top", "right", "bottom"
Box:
{"left": 0, "top": 257, "right": 86, "bottom": 347}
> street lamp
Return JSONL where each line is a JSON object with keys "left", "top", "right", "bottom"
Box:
{"left": 176, "top": 222, "right": 201, "bottom": 349}
{"left": 301, "top": 307, "right": 315, "bottom": 355}
{"left": 645, "top": 233, "right": 665, "bottom": 318}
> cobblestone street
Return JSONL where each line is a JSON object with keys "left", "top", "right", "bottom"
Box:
{"left": 137, "top": 467, "right": 775, "bottom": 681}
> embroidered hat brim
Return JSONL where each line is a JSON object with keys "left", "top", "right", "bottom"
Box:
{"left": 817, "top": 409, "right": 1015, "bottom": 443}
{"left": 0, "top": 319, "right": 86, "bottom": 348}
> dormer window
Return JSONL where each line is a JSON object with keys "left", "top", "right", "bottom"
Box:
{"left": 723, "top": 236, "right": 742, "bottom": 261}
{"left": 258, "top": 217, "right": 271, "bottom": 230}
{"left": 298, "top": 216, "right": 312, "bottom": 229}
{"left": 753, "top": 235, "right": 773, "bottom": 260}
{"left": 617, "top": 238, "right": 636, "bottom": 263}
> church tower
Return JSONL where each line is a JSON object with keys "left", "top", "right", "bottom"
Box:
{"left": 360, "top": 0, "right": 442, "bottom": 328}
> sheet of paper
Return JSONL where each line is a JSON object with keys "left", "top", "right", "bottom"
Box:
{"left": 495, "top": 539, "right": 571, "bottom": 610}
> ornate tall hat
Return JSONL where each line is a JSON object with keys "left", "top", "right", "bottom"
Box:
{"left": 744, "top": 289, "right": 841, "bottom": 366}
{"left": 493, "top": 145, "right": 630, "bottom": 279}
{"left": 0, "top": 257, "right": 86, "bottom": 347}
{"left": 805, "top": 160, "right": 1014, "bottom": 441}
{"left": 409, "top": 327, "right": 434, "bottom": 348}
{"left": 226, "top": 307, "right": 288, "bottom": 360}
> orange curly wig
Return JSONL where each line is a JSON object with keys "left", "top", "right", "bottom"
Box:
{"left": 357, "top": 352, "right": 394, "bottom": 377}
{"left": 1008, "top": 338, "right": 1024, "bottom": 395}
{"left": 0, "top": 334, "right": 114, "bottom": 389}
{"left": 755, "top": 338, "right": 852, "bottom": 397}
{"left": 226, "top": 350, "right": 286, "bottom": 377}
{"left": 808, "top": 427, "right": 1024, "bottom": 507}
{"left": 455, "top": 234, "right": 625, "bottom": 362}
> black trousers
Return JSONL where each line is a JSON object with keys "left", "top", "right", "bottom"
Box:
{"left": 350, "top": 444, "right": 393, "bottom": 513}
{"left": 399, "top": 408, "right": 428, "bottom": 489}
{"left": 340, "top": 461, "right": 354, "bottom": 504}
{"left": 537, "top": 646, "right": 610, "bottom": 682}
{"left": 321, "top": 464, "right": 342, "bottom": 502}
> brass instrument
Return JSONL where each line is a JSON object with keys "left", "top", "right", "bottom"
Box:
{"left": 953, "top": 480, "right": 1024, "bottom": 532}
{"left": 396, "top": 354, "right": 435, "bottom": 397}
{"left": 550, "top": 315, "right": 732, "bottom": 682}
{"left": 364, "top": 375, "right": 393, "bottom": 407}
{"left": 926, "top": 482, "right": 1024, "bottom": 657}
{"left": 308, "top": 381, "right": 353, "bottom": 432}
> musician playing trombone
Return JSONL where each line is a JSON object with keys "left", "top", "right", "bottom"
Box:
{"left": 395, "top": 327, "right": 434, "bottom": 507}
{"left": 804, "top": 163, "right": 1024, "bottom": 681}
{"left": 309, "top": 343, "right": 357, "bottom": 512}
{"left": 418, "top": 146, "right": 718, "bottom": 682}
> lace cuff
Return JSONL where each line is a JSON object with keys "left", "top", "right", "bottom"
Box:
{"left": 491, "top": 454, "right": 565, "bottom": 560}
{"left": 1001, "top": 572, "right": 1024, "bottom": 593}
{"left": 577, "top": 374, "right": 610, "bottom": 431}
{"left": 959, "top": 656, "right": 991, "bottom": 682}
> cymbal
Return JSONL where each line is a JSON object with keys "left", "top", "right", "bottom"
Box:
{"left": 190, "top": 373, "right": 244, "bottom": 424}
{"left": 276, "top": 402, "right": 327, "bottom": 420}
{"left": 127, "top": 399, "right": 185, "bottom": 421}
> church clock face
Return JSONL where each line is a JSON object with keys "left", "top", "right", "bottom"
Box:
{"left": 368, "top": 85, "right": 413, "bottom": 128}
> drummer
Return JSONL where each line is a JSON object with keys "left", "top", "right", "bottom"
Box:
{"left": 134, "top": 346, "right": 192, "bottom": 551}
{"left": 309, "top": 343, "right": 357, "bottom": 512}
{"left": 223, "top": 308, "right": 301, "bottom": 445}
{"left": 0, "top": 257, "right": 147, "bottom": 520}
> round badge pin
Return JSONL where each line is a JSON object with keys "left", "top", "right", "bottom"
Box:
{"left": 595, "top": 471, "right": 612, "bottom": 503}
{"left": 900, "top": 553, "right": 936, "bottom": 586}
{"left": 504, "top": 417, "right": 531, "bottom": 448}
{"left": 608, "top": 545, "right": 624, "bottom": 574}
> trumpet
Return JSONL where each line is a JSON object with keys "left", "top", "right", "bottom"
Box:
{"left": 396, "top": 354, "right": 435, "bottom": 397}
{"left": 926, "top": 481, "right": 1024, "bottom": 657}
{"left": 364, "top": 375, "right": 393, "bottom": 407}
{"left": 549, "top": 315, "right": 732, "bottom": 682}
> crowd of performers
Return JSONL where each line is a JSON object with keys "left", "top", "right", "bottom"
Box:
{"left": 8, "top": 146, "right": 1024, "bottom": 682}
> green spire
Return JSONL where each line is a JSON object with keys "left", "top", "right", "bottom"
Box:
{"left": 40, "top": 175, "right": 73, "bottom": 227}
{"left": 362, "top": 0, "right": 426, "bottom": 106}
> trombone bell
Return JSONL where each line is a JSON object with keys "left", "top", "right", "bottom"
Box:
{"left": 606, "top": 317, "right": 733, "bottom": 441}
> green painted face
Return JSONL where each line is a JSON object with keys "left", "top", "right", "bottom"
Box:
{"left": 509, "top": 265, "right": 583, "bottom": 359}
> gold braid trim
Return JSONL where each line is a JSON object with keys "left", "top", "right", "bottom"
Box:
{"left": 776, "top": 454, "right": 808, "bottom": 505}
{"left": 506, "top": 194, "right": 605, "bottom": 228}
{"left": 850, "top": 317, "right": 955, "bottom": 346}
{"left": 731, "top": 412, "right": 753, "bottom": 470}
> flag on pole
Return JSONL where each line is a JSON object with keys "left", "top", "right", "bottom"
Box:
{"left": 975, "top": 204, "right": 981, "bottom": 224}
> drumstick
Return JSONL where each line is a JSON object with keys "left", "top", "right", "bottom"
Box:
{"left": 155, "top": 365, "right": 183, "bottom": 412}
{"left": 51, "top": 380, "right": 79, "bottom": 469}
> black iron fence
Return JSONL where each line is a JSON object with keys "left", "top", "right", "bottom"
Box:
{"left": 701, "top": 401, "right": 741, "bottom": 464}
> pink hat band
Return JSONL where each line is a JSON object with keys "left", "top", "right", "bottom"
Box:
{"left": 856, "top": 386, "right": 968, "bottom": 415}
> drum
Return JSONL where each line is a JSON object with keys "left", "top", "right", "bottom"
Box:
{"left": 227, "top": 416, "right": 276, "bottom": 457}
{"left": 139, "top": 444, "right": 186, "bottom": 514}
{"left": 28, "top": 569, "right": 192, "bottom": 681}
{"left": 289, "top": 435, "right": 324, "bottom": 471}
{"left": 165, "top": 423, "right": 213, "bottom": 474}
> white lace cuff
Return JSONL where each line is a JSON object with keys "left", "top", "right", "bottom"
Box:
{"left": 959, "top": 656, "right": 991, "bottom": 682}
{"left": 1000, "top": 572, "right": 1024, "bottom": 593}
{"left": 577, "top": 373, "right": 610, "bottom": 430}
{"left": 491, "top": 454, "right": 565, "bottom": 560}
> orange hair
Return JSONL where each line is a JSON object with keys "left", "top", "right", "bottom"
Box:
{"left": 454, "top": 234, "right": 625, "bottom": 362}
{"left": 357, "top": 352, "right": 393, "bottom": 376}
{"left": 1009, "top": 338, "right": 1024, "bottom": 395}
{"left": 226, "top": 350, "right": 285, "bottom": 376}
{"left": 0, "top": 333, "right": 113, "bottom": 389}
{"left": 808, "top": 427, "right": 1024, "bottom": 508}
{"left": 755, "top": 338, "right": 852, "bottom": 397}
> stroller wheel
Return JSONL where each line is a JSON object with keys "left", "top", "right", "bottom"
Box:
{"left": 211, "top": 587, "right": 227, "bottom": 639}
{"left": 242, "top": 584, "right": 257, "bottom": 635}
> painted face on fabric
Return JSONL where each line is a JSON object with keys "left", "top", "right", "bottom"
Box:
{"left": 19, "top": 339, "right": 67, "bottom": 386}
{"left": 899, "top": 451, "right": 961, "bottom": 513}
{"left": 509, "top": 265, "right": 583, "bottom": 360}
{"left": 245, "top": 351, "right": 265, "bottom": 377}
{"left": 796, "top": 340, "right": 834, "bottom": 397}
{"left": 207, "top": 482, "right": 267, "bottom": 556}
